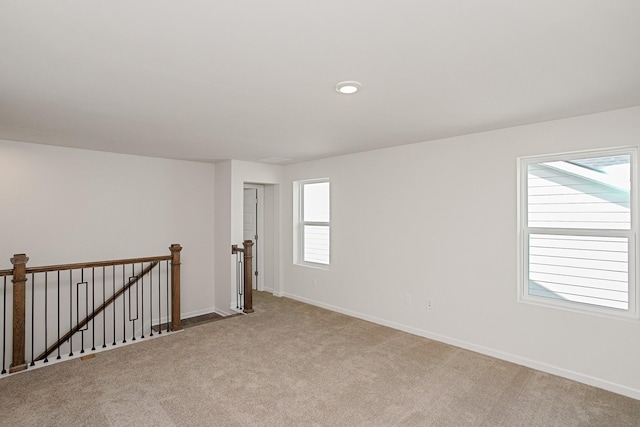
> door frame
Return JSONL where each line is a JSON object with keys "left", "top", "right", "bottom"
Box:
{"left": 244, "top": 183, "right": 265, "bottom": 291}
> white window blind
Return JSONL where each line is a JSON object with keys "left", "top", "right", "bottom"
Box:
{"left": 519, "top": 149, "right": 637, "bottom": 318}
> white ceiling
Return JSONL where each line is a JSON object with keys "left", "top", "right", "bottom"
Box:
{"left": 1, "top": 1, "right": 639, "bottom": 164}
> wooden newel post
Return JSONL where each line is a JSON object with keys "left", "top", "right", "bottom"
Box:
{"left": 242, "top": 240, "right": 254, "bottom": 314}
{"left": 170, "top": 244, "right": 182, "bottom": 331}
{"left": 10, "top": 254, "right": 28, "bottom": 373}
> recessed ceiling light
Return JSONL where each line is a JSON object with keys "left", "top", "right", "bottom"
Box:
{"left": 335, "top": 81, "right": 361, "bottom": 94}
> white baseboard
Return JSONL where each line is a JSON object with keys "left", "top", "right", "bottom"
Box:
{"left": 282, "top": 292, "right": 640, "bottom": 400}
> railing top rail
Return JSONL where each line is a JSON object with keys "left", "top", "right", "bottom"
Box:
{"left": 19, "top": 255, "right": 172, "bottom": 274}
{"left": 0, "top": 269, "right": 11, "bottom": 277}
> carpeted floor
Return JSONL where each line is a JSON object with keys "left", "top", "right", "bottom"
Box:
{"left": 0, "top": 291, "right": 638, "bottom": 426}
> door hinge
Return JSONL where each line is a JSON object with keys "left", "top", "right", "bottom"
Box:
{"left": 255, "top": 234, "right": 258, "bottom": 240}
{"left": 255, "top": 271, "right": 259, "bottom": 276}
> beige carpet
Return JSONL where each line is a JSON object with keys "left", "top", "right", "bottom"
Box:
{"left": 1, "top": 291, "right": 638, "bottom": 426}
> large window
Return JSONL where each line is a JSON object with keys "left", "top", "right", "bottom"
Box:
{"left": 296, "top": 179, "right": 330, "bottom": 266}
{"left": 518, "top": 148, "right": 638, "bottom": 319}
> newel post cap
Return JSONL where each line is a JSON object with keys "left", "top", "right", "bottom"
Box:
{"left": 11, "top": 254, "right": 29, "bottom": 265}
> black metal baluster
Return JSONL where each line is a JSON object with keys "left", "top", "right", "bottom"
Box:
{"left": 79, "top": 269, "right": 85, "bottom": 354}
{"left": 130, "top": 263, "right": 136, "bottom": 341}
{"left": 149, "top": 265, "right": 153, "bottom": 337}
{"left": 236, "top": 252, "right": 244, "bottom": 310}
{"left": 239, "top": 253, "right": 242, "bottom": 309}
{"left": 166, "top": 260, "right": 170, "bottom": 332}
{"left": 102, "top": 266, "right": 106, "bottom": 348}
{"left": 44, "top": 272, "right": 48, "bottom": 363}
{"left": 2, "top": 276, "right": 7, "bottom": 374}
{"left": 91, "top": 268, "right": 96, "bottom": 351}
{"left": 141, "top": 263, "right": 145, "bottom": 339}
{"left": 157, "top": 263, "right": 162, "bottom": 335}
{"left": 122, "top": 265, "right": 126, "bottom": 344}
{"left": 57, "top": 271, "right": 61, "bottom": 360}
{"left": 69, "top": 269, "right": 73, "bottom": 357}
{"left": 112, "top": 265, "right": 116, "bottom": 346}
{"left": 30, "top": 273, "right": 35, "bottom": 366}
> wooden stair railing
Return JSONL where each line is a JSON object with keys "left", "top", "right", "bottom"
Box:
{"left": 34, "top": 261, "right": 159, "bottom": 362}
{"left": 0, "top": 244, "right": 182, "bottom": 374}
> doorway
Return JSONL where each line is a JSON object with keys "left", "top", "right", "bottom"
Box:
{"left": 243, "top": 184, "right": 264, "bottom": 291}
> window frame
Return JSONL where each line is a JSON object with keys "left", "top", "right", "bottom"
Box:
{"left": 517, "top": 146, "right": 639, "bottom": 320}
{"left": 294, "top": 178, "right": 330, "bottom": 268}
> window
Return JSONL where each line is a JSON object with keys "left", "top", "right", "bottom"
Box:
{"left": 296, "top": 179, "right": 330, "bottom": 266}
{"left": 518, "top": 148, "right": 638, "bottom": 319}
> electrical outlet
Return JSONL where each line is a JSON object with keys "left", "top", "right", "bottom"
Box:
{"left": 405, "top": 294, "right": 412, "bottom": 305}
{"left": 426, "top": 299, "right": 433, "bottom": 310}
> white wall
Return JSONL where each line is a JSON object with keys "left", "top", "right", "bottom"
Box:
{"left": 263, "top": 183, "right": 280, "bottom": 293}
{"left": 281, "top": 107, "right": 640, "bottom": 399}
{"left": 214, "top": 160, "right": 233, "bottom": 315}
{"left": 0, "top": 139, "right": 216, "bottom": 318}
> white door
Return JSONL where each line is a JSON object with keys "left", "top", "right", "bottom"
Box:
{"left": 243, "top": 187, "right": 262, "bottom": 290}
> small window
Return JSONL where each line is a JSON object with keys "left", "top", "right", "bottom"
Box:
{"left": 295, "top": 179, "right": 330, "bottom": 266}
{"left": 518, "top": 148, "right": 638, "bottom": 319}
